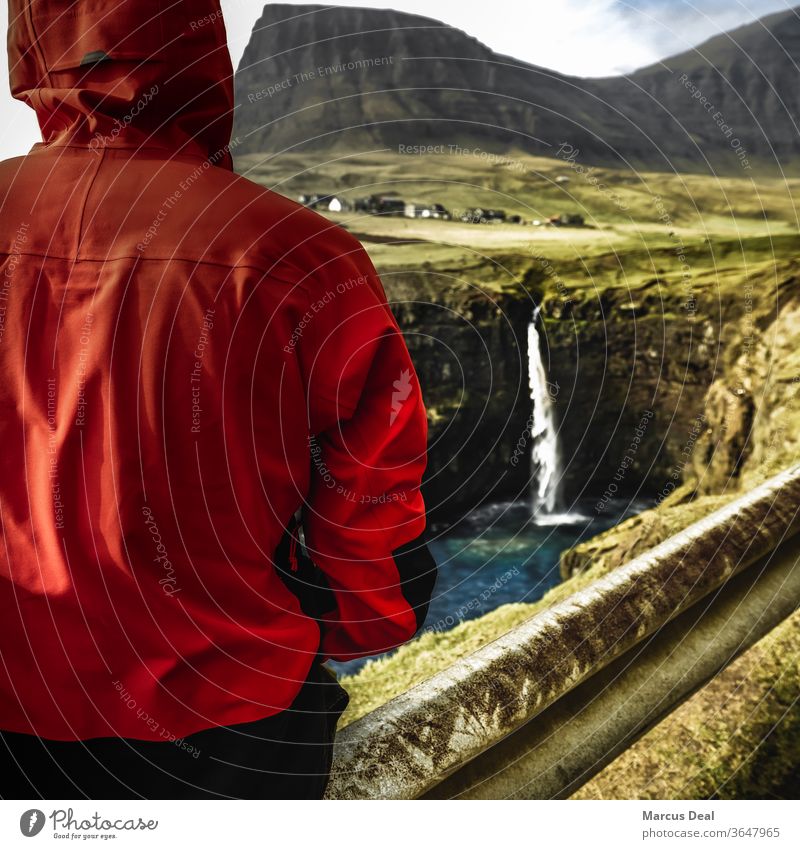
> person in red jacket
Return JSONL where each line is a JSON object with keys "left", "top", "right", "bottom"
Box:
{"left": 0, "top": 0, "right": 435, "bottom": 799}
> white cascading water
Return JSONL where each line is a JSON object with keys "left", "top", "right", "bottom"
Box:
{"left": 528, "top": 307, "right": 563, "bottom": 517}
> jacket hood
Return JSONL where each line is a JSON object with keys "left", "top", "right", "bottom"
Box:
{"left": 7, "top": 0, "right": 235, "bottom": 167}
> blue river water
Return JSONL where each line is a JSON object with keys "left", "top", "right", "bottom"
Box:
{"left": 331, "top": 497, "right": 649, "bottom": 675}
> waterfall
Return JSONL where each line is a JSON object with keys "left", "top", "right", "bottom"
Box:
{"left": 528, "top": 307, "right": 563, "bottom": 517}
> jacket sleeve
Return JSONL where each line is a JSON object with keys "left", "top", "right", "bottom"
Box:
{"left": 296, "top": 237, "right": 437, "bottom": 662}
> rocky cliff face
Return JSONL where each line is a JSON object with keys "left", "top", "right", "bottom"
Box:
{"left": 539, "top": 284, "right": 715, "bottom": 508}
{"left": 559, "top": 260, "right": 800, "bottom": 577}
{"left": 382, "top": 250, "right": 800, "bottom": 530}
{"left": 380, "top": 270, "right": 532, "bottom": 524}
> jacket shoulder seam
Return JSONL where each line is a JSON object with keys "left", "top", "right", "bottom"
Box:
{"left": 0, "top": 250, "right": 303, "bottom": 286}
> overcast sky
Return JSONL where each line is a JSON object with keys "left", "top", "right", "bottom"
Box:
{"left": 0, "top": 0, "right": 796, "bottom": 161}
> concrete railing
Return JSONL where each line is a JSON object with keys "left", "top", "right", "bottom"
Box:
{"left": 325, "top": 464, "right": 800, "bottom": 799}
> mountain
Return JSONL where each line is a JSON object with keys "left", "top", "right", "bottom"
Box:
{"left": 604, "top": 7, "right": 800, "bottom": 171}
{"left": 233, "top": 4, "right": 800, "bottom": 172}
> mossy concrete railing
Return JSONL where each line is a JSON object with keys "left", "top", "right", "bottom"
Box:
{"left": 325, "top": 464, "right": 800, "bottom": 799}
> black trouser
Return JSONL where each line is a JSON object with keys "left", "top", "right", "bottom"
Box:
{"left": 0, "top": 658, "right": 349, "bottom": 800}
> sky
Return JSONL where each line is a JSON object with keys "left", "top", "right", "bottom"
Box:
{"left": 0, "top": 0, "right": 795, "bottom": 161}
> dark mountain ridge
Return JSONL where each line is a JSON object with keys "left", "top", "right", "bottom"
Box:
{"left": 233, "top": 4, "right": 800, "bottom": 172}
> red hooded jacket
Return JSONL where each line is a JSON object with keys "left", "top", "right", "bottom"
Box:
{"left": 0, "top": 0, "right": 435, "bottom": 741}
